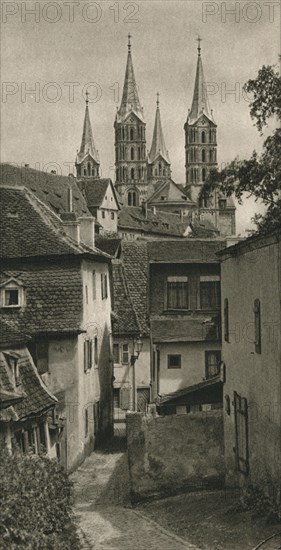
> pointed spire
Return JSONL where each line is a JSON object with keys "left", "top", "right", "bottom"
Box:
{"left": 188, "top": 38, "right": 214, "bottom": 123}
{"left": 148, "top": 93, "right": 170, "bottom": 165}
{"left": 77, "top": 93, "right": 99, "bottom": 164}
{"left": 117, "top": 34, "right": 144, "bottom": 122}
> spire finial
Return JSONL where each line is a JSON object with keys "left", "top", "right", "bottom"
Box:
{"left": 85, "top": 89, "right": 89, "bottom": 105}
{"left": 156, "top": 92, "right": 160, "bottom": 107}
{"left": 197, "top": 35, "right": 202, "bottom": 56}
{"left": 128, "top": 33, "right": 131, "bottom": 52}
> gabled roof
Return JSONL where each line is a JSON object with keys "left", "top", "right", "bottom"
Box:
{"left": 116, "top": 38, "right": 144, "bottom": 123}
{"left": 95, "top": 235, "right": 121, "bottom": 258}
{"left": 188, "top": 47, "right": 215, "bottom": 125}
{"left": 118, "top": 206, "right": 189, "bottom": 238}
{"left": 121, "top": 241, "right": 149, "bottom": 336}
{"left": 0, "top": 186, "right": 110, "bottom": 260}
{"left": 148, "top": 96, "right": 170, "bottom": 165}
{"left": 76, "top": 100, "right": 100, "bottom": 165}
{"left": 78, "top": 178, "right": 120, "bottom": 210}
{"left": 0, "top": 348, "right": 56, "bottom": 420}
{"left": 156, "top": 374, "right": 222, "bottom": 405}
{"left": 148, "top": 179, "right": 196, "bottom": 206}
{"left": 112, "top": 260, "right": 140, "bottom": 335}
{"left": 150, "top": 316, "right": 220, "bottom": 343}
{"left": 0, "top": 163, "right": 90, "bottom": 217}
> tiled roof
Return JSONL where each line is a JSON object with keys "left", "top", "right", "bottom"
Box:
{"left": 0, "top": 163, "right": 90, "bottom": 216}
{"left": 189, "top": 218, "right": 220, "bottom": 238}
{"left": 156, "top": 375, "right": 222, "bottom": 404}
{"left": 78, "top": 178, "right": 119, "bottom": 209}
{"left": 0, "top": 186, "right": 111, "bottom": 260}
{"left": 121, "top": 242, "right": 149, "bottom": 335}
{"left": 0, "top": 348, "right": 56, "bottom": 420}
{"left": 112, "top": 261, "right": 140, "bottom": 335}
{"left": 95, "top": 235, "right": 121, "bottom": 257}
{"left": 0, "top": 187, "right": 81, "bottom": 258}
{"left": 148, "top": 239, "right": 225, "bottom": 263}
{"left": 118, "top": 206, "right": 189, "bottom": 237}
{"left": 150, "top": 316, "right": 220, "bottom": 342}
{"left": 0, "top": 265, "right": 83, "bottom": 335}
{"left": 0, "top": 319, "right": 30, "bottom": 347}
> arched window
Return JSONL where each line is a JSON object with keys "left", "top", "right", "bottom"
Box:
{"left": 131, "top": 148, "right": 134, "bottom": 160}
{"left": 202, "top": 131, "right": 206, "bottom": 143}
{"left": 83, "top": 168, "right": 87, "bottom": 176}
{"left": 202, "top": 149, "right": 206, "bottom": 162}
{"left": 138, "top": 147, "right": 141, "bottom": 160}
{"left": 209, "top": 129, "right": 212, "bottom": 142}
{"left": 131, "top": 168, "right": 135, "bottom": 180}
{"left": 163, "top": 168, "right": 166, "bottom": 176}
{"left": 128, "top": 190, "right": 138, "bottom": 207}
{"left": 159, "top": 163, "right": 162, "bottom": 176}
{"left": 92, "top": 167, "right": 95, "bottom": 176}
{"left": 199, "top": 193, "right": 208, "bottom": 208}
{"left": 130, "top": 128, "right": 134, "bottom": 141}
{"left": 202, "top": 168, "right": 206, "bottom": 181}
{"left": 87, "top": 162, "right": 91, "bottom": 176}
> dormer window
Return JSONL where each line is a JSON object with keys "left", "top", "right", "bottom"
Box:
{"left": 4, "top": 353, "right": 21, "bottom": 386}
{"left": 0, "top": 278, "right": 25, "bottom": 308}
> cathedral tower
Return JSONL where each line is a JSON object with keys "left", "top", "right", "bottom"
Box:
{"left": 76, "top": 92, "right": 100, "bottom": 178}
{"left": 184, "top": 39, "right": 217, "bottom": 202}
{"left": 114, "top": 35, "right": 147, "bottom": 206}
{"left": 147, "top": 93, "right": 171, "bottom": 182}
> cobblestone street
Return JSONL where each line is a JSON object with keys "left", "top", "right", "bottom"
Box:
{"left": 71, "top": 422, "right": 198, "bottom": 550}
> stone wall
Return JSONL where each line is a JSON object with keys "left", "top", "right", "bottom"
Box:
{"left": 127, "top": 410, "right": 224, "bottom": 502}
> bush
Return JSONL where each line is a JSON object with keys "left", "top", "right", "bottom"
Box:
{"left": 0, "top": 447, "right": 80, "bottom": 549}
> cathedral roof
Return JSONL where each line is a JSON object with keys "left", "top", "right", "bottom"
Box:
{"left": 148, "top": 94, "right": 170, "bottom": 165}
{"left": 76, "top": 97, "right": 100, "bottom": 165}
{"left": 116, "top": 35, "right": 144, "bottom": 123}
{"left": 188, "top": 41, "right": 215, "bottom": 125}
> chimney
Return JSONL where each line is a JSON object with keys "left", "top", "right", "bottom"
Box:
{"left": 78, "top": 216, "right": 95, "bottom": 249}
{"left": 61, "top": 212, "right": 80, "bottom": 244}
{"left": 61, "top": 187, "right": 80, "bottom": 243}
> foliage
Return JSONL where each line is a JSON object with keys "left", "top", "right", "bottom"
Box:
{"left": 238, "top": 483, "right": 281, "bottom": 525}
{"left": 0, "top": 447, "right": 80, "bottom": 549}
{"left": 200, "top": 65, "right": 281, "bottom": 234}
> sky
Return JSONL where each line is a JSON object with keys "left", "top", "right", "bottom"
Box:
{"left": 1, "top": 0, "right": 280, "bottom": 234}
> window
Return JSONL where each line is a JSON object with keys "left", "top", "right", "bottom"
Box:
{"left": 130, "top": 148, "right": 134, "bottom": 160}
{"left": 131, "top": 168, "right": 135, "bottom": 180}
{"left": 199, "top": 193, "right": 208, "bottom": 208}
{"left": 167, "top": 276, "right": 188, "bottom": 310}
{"left": 1, "top": 278, "right": 25, "bottom": 308}
{"left": 224, "top": 298, "right": 229, "bottom": 342}
{"left": 121, "top": 343, "right": 129, "bottom": 364}
{"left": 101, "top": 273, "right": 108, "bottom": 300}
{"left": 85, "top": 408, "right": 89, "bottom": 437}
{"left": 5, "top": 354, "right": 20, "bottom": 386}
{"left": 92, "top": 271, "right": 96, "bottom": 300}
{"left": 94, "top": 337, "right": 98, "bottom": 366}
{"left": 168, "top": 354, "right": 181, "bottom": 369}
{"left": 113, "top": 343, "right": 120, "bottom": 363}
{"left": 202, "top": 168, "right": 206, "bottom": 182}
{"left": 5, "top": 289, "right": 19, "bottom": 306}
{"left": 202, "top": 149, "right": 206, "bottom": 162}
{"left": 205, "top": 351, "right": 221, "bottom": 379}
{"left": 254, "top": 298, "right": 261, "bottom": 353}
{"left": 111, "top": 212, "right": 115, "bottom": 220}
{"left": 219, "top": 199, "right": 227, "bottom": 209}
{"left": 84, "top": 339, "right": 92, "bottom": 372}
{"left": 202, "top": 131, "right": 206, "bottom": 143}
{"left": 128, "top": 190, "right": 138, "bottom": 206}
{"left": 200, "top": 276, "right": 220, "bottom": 309}
{"left": 234, "top": 391, "right": 249, "bottom": 475}
{"left": 102, "top": 210, "right": 105, "bottom": 219}
{"left": 130, "top": 128, "right": 134, "bottom": 140}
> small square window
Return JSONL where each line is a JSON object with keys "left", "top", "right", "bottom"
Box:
{"left": 167, "top": 355, "right": 181, "bottom": 369}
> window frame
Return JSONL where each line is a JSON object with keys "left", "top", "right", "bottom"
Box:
{"left": 113, "top": 343, "right": 120, "bottom": 364}
{"left": 166, "top": 276, "right": 189, "bottom": 310}
{"left": 167, "top": 354, "right": 182, "bottom": 369}
{"left": 101, "top": 273, "right": 108, "bottom": 300}
{"left": 121, "top": 343, "right": 129, "bottom": 365}
{"left": 199, "top": 276, "right": 221, "bottom": 310}
{"left": 84, "top": 339, "right": 93, "bottom": 372}
{"left": 205, "top": 350, "right": 221, "bottom": 379}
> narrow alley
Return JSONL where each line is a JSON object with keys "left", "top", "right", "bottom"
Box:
{"left": 71, "top": 416, "right": 198, "bottom": 550}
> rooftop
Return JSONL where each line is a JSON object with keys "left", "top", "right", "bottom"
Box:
{"left": 148, "top": 239, "right": 225, "bottom": 263}
{"left": 118, "top": 206, "right": 189, "bottom": 237}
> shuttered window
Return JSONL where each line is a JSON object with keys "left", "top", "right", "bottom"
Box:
{"left": 254, "top": 298, "right": 261, "bottom": 354}
{"left": 234, "top": 391, "right": 249, "bottom": 475}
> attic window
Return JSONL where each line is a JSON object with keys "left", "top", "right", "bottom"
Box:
{"left": 161, "top": 196, "right": 166, "bottom": 201}
{"left": 5, "top": 354, "right": 20, "bottom": 386}
{"left": 0, "top": 278, "right": 25, "bottom": 308}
